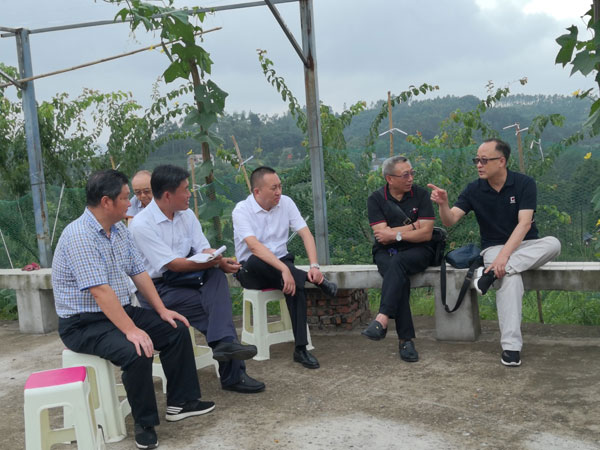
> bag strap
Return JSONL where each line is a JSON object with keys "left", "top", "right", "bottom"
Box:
{"left": 440, "top": 257, "right": 481, "bottom": 313}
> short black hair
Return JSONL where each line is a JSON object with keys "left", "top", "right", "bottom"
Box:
{"left": 250, "top": 166, "right": 277, "bottom": 190}
{"left": 86, "top": 170, "right": 129, "bottom": 207}
{"left": 151, "top": 164, "right": 189, "bottom": 199}
{"left": 483, "top": 138, "right": 511, "bottom": 160}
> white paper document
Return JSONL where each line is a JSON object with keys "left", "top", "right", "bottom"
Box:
{"left": 186, "top": 245, "right": 226, "bottom": 263}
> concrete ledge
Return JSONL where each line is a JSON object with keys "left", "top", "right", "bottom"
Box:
{"left": 1, "top": 262, "right": 598, "bottom": 335}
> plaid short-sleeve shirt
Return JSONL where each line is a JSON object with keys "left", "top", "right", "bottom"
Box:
{"left": 52, "top": 208, "right": 146, "bottom": 318}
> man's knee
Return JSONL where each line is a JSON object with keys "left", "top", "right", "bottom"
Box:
{"left": 543, "top": 236, "right": 561, "bottom": 257}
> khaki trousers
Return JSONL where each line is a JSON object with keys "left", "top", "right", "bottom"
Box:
{"left": 481, "top": 236, "right": 561, "bottom": 351}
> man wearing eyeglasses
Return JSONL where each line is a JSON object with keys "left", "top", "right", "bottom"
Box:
{"left": 428, "top": 138, "right": 561, "bottom": 367}
{"left": 362, "top": 155, "right": 436, "bottom": 363}
{"left": 127, "top": 170, "right": 153, "bottom": 217}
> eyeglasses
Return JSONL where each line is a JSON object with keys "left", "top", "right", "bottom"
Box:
{"left": 472, "top": 157, "right": 501, "bottom": 165}
{"left": 388, "top": 170, "right": 415, "bottom": 179}
{"left": 133, "top": 188, "right": 152, "bottom": 196}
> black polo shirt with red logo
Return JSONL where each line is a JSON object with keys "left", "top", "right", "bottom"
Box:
{"left": 454, "top": 169, "right": 539, "bottom": 250}
{"left": 367, "top": 183, "right": 435, "bottom": 254}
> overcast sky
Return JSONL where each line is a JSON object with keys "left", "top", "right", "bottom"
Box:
{"left": 0, "top": 0, "right": 595, "bottom": 115}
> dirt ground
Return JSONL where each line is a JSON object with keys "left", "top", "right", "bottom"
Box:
{"left": 2, "top": 316, "right": 599, "bottom": 450}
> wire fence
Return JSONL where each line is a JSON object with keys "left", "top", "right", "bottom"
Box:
{"left": 0, "top": 147, "right": 597, "bottom": 269}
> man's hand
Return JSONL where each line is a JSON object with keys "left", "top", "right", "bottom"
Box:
{"left": 219, "top": 257, "right": 241, "bottom": 273}
{"left": 125, "top": 327, "right": 155, "bottom": 358}
{"left": 307, "top": 266, "right": 324, "bottom": 285}
{"left": 159, "top": 308, "right": 190, "bottom": 328}
{"left": 427, "top": 184, "right": 448, "bottom": 206}
{"left": 488, "top": 253, "right": 509, "bottom": 279}
{"left": 281, "top": 266, "right": 296, "bottom": 296}
{"left": 373, "top": 226, "right": 395, "bottom": 245}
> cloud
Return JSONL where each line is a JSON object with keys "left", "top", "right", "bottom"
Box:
{"left": 0, "top": 0, "right": 594, "bottom": 115}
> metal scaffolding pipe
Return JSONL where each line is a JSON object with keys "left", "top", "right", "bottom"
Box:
{"left": 299, "top": 0, "right": 330, "bottom": 263}
{"left": 15, "top": 29, "right": 53, "bottom": 267}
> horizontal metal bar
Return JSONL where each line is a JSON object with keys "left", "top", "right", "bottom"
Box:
{"left": 0, "top": 68, "right": 22, "bottom": 88}
{"left": 0, "top": 0, "right": 298, "bottom": 38}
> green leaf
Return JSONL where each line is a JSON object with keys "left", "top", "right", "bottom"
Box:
{"left": 198, "top": 198, "right": 223, "bottom": 218}
{"left": 570, "top": 50, "right": 600, "bottom": 76}
{"left": 195, "top": 159, "right": 214, "bottom": 178}
{"left": 163, "top": 61, "right": 189, "bottom": 83}
{"left": 555, "top": 25, "right": 578, "bottom": 66}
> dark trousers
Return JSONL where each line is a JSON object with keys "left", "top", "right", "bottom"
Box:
{"left": 236, "top": 254, "right": 309, "bottom": 347}
{"left": 58, "top": 305, "right": 200, "bottom": 427}
{"left": 373, "top": 245, "right": 433, "bottom": 340}
{"left": 137, "top": 268, "right": 245, "bottom": 387}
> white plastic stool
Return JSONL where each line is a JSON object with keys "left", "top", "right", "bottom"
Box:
{"left": 241, "top": 288, "right": 314, "bottom": 361}
{"left": 152, "top": 327, "right": 220, "bottom": 394}
{"left": 62, "top": 350, "right": 129, "bottom": 443}
{"left": 24, "top": 366, "right": 105, "bottom": 450}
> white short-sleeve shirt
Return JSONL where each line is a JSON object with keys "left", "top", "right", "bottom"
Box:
{"left": 232, "top": 194, "right": 307, "bottom": 262}
{"left": 129, "top": 199, "right": 211, "bottom": 279}
{"left": 126, "top": 196, "right": 144, "bottom": 217}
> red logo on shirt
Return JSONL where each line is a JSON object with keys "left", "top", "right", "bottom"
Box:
{"left": 509, "top": 196, "right": 516, "bottom": 204}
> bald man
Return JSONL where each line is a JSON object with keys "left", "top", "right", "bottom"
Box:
{"left": 127, "top": 170, "right": 153, "bottom": 217}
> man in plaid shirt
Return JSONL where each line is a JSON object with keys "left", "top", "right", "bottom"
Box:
{"left": 53, "top": 170, "right": 215, "bottom": 449}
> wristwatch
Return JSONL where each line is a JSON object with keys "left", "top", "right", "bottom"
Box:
{"left": 310, "top": 263, "right": 321, "bottom": 269}
{"left": 396, "top": 231, "right": 403, "bottom": 242}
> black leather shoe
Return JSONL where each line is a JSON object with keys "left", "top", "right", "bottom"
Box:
{"left": 361, "top": 319, "right": 387, "bottom": 341}
{"left": 212, "top": 341, "right": 257, "bottom": 362}
{"left": 293, "top": 348, "right": 320, "bottom": 369}
{"left": 319, "top": 278, "right": 338, "bottom": 297}
{"left": 222, "top": 372, "right": 266, "bottom": 393}
{"left": 399, "top": 340, "right": 419, "bottom": 362}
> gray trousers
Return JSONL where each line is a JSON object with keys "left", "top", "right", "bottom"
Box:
{"left": 481, "top": 236, "right": 561, "bottom": 351}
{"left": 137, "top": 268, "right": 246, "bottom": 387}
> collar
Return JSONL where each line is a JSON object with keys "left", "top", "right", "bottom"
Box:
{"left": 147, "top": 198, "right": 185, "bottom": 224}
{"left": 384, "top": 183, "right": 414, "bottom": 201}
{"left": 481, "top": 169, "right": 514, "bottom": 192}
{"left": 249, "top": 193, "right": 279, "bottom": 213}
{"left": 83, "top": 207, "right": 119, "bottom": 237}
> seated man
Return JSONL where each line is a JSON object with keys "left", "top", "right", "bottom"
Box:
{"left": 127, "top": 170, "right": 153, "bottom": 218}
{"left": 130, "top": 164, "right": 265, "bottom": 393}
{"left": 429, "top": 138, "right": 561, "bottom": 367}
{"left": 52, "top": 169, "right": 214, "bottom": 450}
{"left": 232, "top": 166, "right": 337, "bottom": 370}
{"left": 362, "top": 156, "right": 435, "bottom": 362}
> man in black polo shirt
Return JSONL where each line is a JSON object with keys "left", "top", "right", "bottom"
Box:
{"left": 362, "top": 155, "right": 435, "bottom": 362}
{"left": 429, "top": 138, "right": 561, "bottom": 367}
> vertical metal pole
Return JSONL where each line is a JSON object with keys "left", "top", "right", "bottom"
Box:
{"left": 15, "top": 29, "right": 52, "bottom": 267}
{"left": 299, "top": 0, "right": 330, "bottom": 264}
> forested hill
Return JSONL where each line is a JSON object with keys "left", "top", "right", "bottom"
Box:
{"left": 148, "top": 93, "right": 596, "bottom": 168}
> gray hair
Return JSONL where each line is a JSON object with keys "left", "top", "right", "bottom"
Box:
{"left": 382, "top": 155, "right": 410, "bottom": 177}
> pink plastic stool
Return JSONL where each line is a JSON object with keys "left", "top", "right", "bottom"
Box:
{"left": 24, "top": 366, "right": 104, "bottom": 449}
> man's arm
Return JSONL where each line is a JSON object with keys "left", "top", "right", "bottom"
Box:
{"left": 427, "top": 183, "right": 466, "bottom": 227}
{"left": 131, "top": 271, "right": 191, "bottom": 327}
{"left": 89, "top": 284, "right": 155, "bottom": 358}
{"left": 297, "top": 227, "right": 324, "bottom": 284}
{"left": 243, "top": 235, "right": 297, "bottom": 296}
{"left": 371, "top": 220, "right": 434, "bottom": 245}
{"left": 486, "top": 209, "right": 534, "bottom": 278}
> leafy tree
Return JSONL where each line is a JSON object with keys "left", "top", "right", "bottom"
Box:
{"left": 110, "top": 0, "right": 229, "bottom": 241}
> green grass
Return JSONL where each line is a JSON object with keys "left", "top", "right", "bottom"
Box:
{"left": 0, "top": 289, "right": 17, "bottom": 320}
{"left": 367, "top": 288, "right": 600, "bottom": 326}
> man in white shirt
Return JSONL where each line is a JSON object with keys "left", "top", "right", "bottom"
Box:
{"left": 127, "top": 170, "right": 153, "bottom": 218}
{"left": 130, "top": 165, "right": 265, "bottom": 393}
{"left": 232, "top": 166, "right": 337, "bottom": 369}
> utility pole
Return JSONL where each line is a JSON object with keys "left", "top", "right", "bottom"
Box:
{"left": 15, "top": 28, "right": 52, "bottom": 267}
